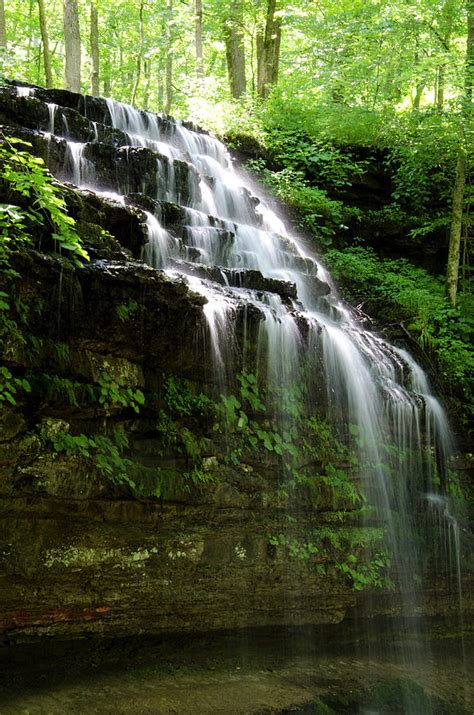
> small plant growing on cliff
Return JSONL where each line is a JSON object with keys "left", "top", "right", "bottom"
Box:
{"left": 163, "top": 374, "right": 212, "bottom": 417}
{"left": 49, "top": 428, "right": 136, "bottom": 489}
{"left": 97, "top": 368, "right": 145, "bottom": 414}
{"left": 269, "top": 525, "right": 393, "bottom": 591}
{"left": 0, "top": 136, "right": 89, "bottom": 402}
{"left": 0, "top": 134, "right": 88, "bottom": 263}
{"left": 0, "top": 365, "right": 30, "bottom": 405}
{"left": 116, "top": 299, "right": 139, "bottom": 322}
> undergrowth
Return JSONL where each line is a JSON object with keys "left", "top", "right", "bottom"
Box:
{"left": 324, "top": 246, "right": 473, "bottom": 422}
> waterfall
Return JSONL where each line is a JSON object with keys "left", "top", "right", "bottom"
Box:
{"left": 21, "top": 86, "right": 463, "bottom": 690}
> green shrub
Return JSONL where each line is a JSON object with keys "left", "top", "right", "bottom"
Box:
{"left": 324, "top": 246, "right": 473, "bottom": 421}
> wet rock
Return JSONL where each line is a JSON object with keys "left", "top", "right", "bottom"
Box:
{"left": 5, "top": 250, "right": 207, "bottom": 376}
{"left": 229, "top": 268, "right": 297, "bottom": 300}
{"left": 0, "top": 410, "right": 26, "bottom": 442}
{"left": 1, "top": 80, "right": 470, "bottom": 657}
{"left": 0, "top": 86, "right": 130, "bottom": 147}
{"left": 125, "top": 192, "right": 162, "bottom": 214}
{"left": 66, "top": 188, "right": 148, "bottom": 257}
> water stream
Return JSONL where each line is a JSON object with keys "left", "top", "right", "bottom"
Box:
{"left": 16, "top": 85, "right": 465, "bottom": 712}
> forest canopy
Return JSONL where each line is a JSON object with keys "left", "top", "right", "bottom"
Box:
{"left": 0, "top": 0, "right": 470, "bottom": 121}
{"left": 0, "top": 0, "right": 472, "bottom": 418}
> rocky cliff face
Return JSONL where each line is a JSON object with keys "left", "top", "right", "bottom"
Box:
{"left": 0, "top": 80, "right": 471, "bottom": 652}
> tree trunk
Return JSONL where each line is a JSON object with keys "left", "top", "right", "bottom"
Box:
{"left": 0, "top": 0, "right": 6, "bottom": 54}
{"left": 446, "top": 0, "right": 473, "bottom": 305}
{"left": 436, "top": 65, "right": 446, "bottom": 109}
{"left": 447, "top": 151, "right": 468, "bottom": 306}
{"left": 165, "top": 0, "right": 173, "bottom": 114}
{"left": 131, "top": 0, "right": 145, "bottom": 105}
{"left": 143, "top": 59, "right": 151, "bottom": 110}
{"left": 223, "top": 1, "right": 246, "bottom": 99}
{"left": 411, "top": 51, "right": 425, "bottom": 109}
{"left": 413, "top": 82, "right": 425, "bottom": 109}
{"left": 435, "top": 0, "right": 457, "bottom": 110}
{"left": 90, "top": 1, "right": 100, "bottom": 96}
{"left": 256, "top": 31, "right": 263, "bottom": 93}
{"left": 103, "top": 56, "right": 111, "bottom": 95}
{"left": 36, "top": 0, "right": 53, "bottom": 87}
{"left": 63, "top": 0, "right": 81, "bottom": 92}
{"left": 195, "top": 0, "right": 204, "bottom": 82}
{"left": 257, "top": 0, "right": 281, "bottom": 98}
{"left": 27, "top": 0, "right": 34, "bottom": 68}
{"left": 467, "top": 0, "right": 474, "bottom": 104}
{"left": 270, "top": 15, "right": 281, "bottom": 85}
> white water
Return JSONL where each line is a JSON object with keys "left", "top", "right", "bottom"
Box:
{"left": 96, "top": 102, "right": 458, "bottom": 627}
{"left": 47, "top": 103, "right": 57, "bottom": 134}
{"left": 16, "top": 86, "right": 35, "bottom": 97}
{"left": 28, "top": 88, "right": 461, "bottom": 671}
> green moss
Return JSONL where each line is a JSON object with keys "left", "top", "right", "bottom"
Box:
{"left": 311, "top": 698, "right": 336, "bottom": 715}
{"left": 369, "top": 678, "right": 431, "bottom": 713}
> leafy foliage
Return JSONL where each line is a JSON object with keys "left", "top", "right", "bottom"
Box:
{"left": 116, "top": 299, "right": 139, "bottom": 322}
{"left": 97, "top": 369, "right": 145, "bottom": 414}
{"left": 0, "top": 136, "right": 90, "bottom": 404}
{"left": 40, "top": 373, "right": 216, "bottom": 497}
{"left": 0, "top": 365, "right": 30, "bottom": 405}
{"left": 269, "top": 526, "right": 392, "bottom": 591}
{"left": 247, "top": 160, "right": 352, "bottom": 244}
{"left": 217, "top": 371, "right": 362, "bottom": 508}
{"left": 0, "top": 135, "right": 88, "bottom": 263}
{"left": 2, "top": 0, "right": 468, "bottom": 120}
{"left": 50, "top": 428, "right": 135, "bottom": 489}
{"left": 324, "top": 246, "right": 473, "bottom": 418}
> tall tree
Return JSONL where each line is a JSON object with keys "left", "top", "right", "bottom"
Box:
{"left": 446, "top": 0, "right": 473, "bottom": 306}
{"left": 0, "top": 0, "right": 6, "bottom": 69}
{"left": 195, "top": 0, "right": 204, "bottom": 82}
{"left": 223, "top": 0, "right": 246, "bottom": 98}
{"left": 37, "top": 0, "right": 53, "bottom": 88}
{"left": 257, "top": 0, "right": 281, "bottom": 98}
{"left": 165, "top": 0, "right": 174, "bottom": 113}
{"left": 63, "top": 0, "right": 81, "bottom": 92}
{"left": 435, "top": 0, "right": 457, "bottom": 110}
{"left": 90, "top": 1, "right": 100, "bottom": 96}
{"left": 131, "top": 0, "right": 145, "bottom": 105}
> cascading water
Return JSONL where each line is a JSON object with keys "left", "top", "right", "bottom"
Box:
{"left": 22, "top": 87, "right": 465, "bottom": 710}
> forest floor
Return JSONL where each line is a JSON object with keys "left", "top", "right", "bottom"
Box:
{"left": 0, "top": 634, "right": 471, "bottom": 713}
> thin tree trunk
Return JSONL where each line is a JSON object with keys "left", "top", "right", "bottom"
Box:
{"left": 0, "top": 0, "right": 7, "bottom": 54}
{"left": 257, "top": 0, "right": 281, "bottom": 98}
{"left": 446, "top": 0, "right": 473, "bottom": 305}
{"left": 195, "top": 0, "right": 204, "bottom": 82}
{"left": 37, "top": 0, "right": 53, "bottom": 88}
{"left": 165, "top": 0, "right": 173, "bottom": 114}
{"left": 27, "top": 0, "right": 34, "bottom": 68}
{"left": 413, "top": 82, "right": 425, "bottom": 109}
{"left": 436, "top": 64, "right": 446, "bottom": 109}
{"left": 90, "top": 1, "right": 100, "bottom": 96}
{"left": 270, "top": 15, "right": 281, "bottom": 84}
{"left": 131, "top": 0, "right": 145, "bottom": 105}
{"left": 447, "top": 150, "right": 467, "bottom": 306}
{"left": 37, "top": 43, "right": 42, "bottom": 82}
{"left": 103, "top": 55, "right": 111, "bottom": 95}
{"left": 383, "top": 63, "right": 402, "bottom": 103}
{"left": 143, "top": 59, "right": 151, "bottom": 110}
{"left": 63, "top": 0, "right": 81, "bottom": 92}
{"left": 157, "top": 9, "right": 166, "bottom": 111}
{"left": 224, "top": 1, "right": 246, "bottom": 99}
{"left": 256, "top": 31, "right": 263, "bottom": 93}
{"left": 436, "top": 0, "right": 456, "bottom": 110}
